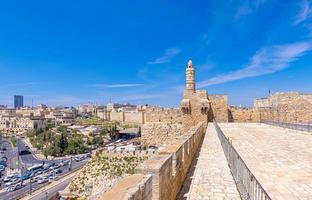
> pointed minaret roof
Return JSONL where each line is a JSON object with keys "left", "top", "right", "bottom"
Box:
{"left": 188, "top": 59, "right": 193, "bottom": 68}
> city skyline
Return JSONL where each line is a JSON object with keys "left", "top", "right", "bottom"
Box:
{"left": 0, "top": 1, "right": 312, "bottom": 107}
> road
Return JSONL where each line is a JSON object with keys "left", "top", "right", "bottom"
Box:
{"left": 0, "top": 138, "right": 18, "bottom": 170}
{"left": 0, "top": 159, "right": 88, "bottom": 200}
{"left": 0, "top": 138, "right": 89, "bottom": 200}
{"left": 17, "top": 139, "right": 42, "bottom": 165}
{"left": 25, "top": 173, "right": 76, "bottom": 200}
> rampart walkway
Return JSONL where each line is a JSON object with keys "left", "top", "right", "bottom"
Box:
{"left": 186, "top": 123, "right": 241, "bottom": 200}
{"left": 219, "top": 123, "right": 312, "bottom": 200}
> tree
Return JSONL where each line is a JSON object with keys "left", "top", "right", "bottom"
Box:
{"left": 43, "top": 148, "right": 50, "bottom": 159}
{"left": 138, "top": 126, "right": 141, "bottom": 137}
{"left": 43, "top": 131, "right": 47, "bottom": 142}
{"left": 66, "top": 135, "right": 87, "bottom": 154}
{"left": 109, "top": 124, "right": 119, "bottom": 140}
{"left": 59, "top": 132, "right": 68, "bottom": 154}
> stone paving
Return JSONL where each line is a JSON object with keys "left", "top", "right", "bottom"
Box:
{"left": 219, "top": 123, "right": 312, "bottom": 200}
{"left": 187, "top": 123, "right": 241, "bottom": 200}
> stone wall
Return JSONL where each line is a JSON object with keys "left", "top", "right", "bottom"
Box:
{"left": 96, "top": 110, "right": 109, "bottom": 120}
{"left": 208, "top": 94, "right": 229, "bottom": 122}
{"left": 228, "top": 107, "right": 260, "bottom": 122}
{"left": 136, "top": 122, "right": 206, "bottom": 200}
{"left": 98, "top": 111, "right": 145, "bottom": 124}
{"left": 141, "top": 122, "right": 184, "bottom": 147}
{"left": 182, "top": 90, "right": 210, "bottom": 129}
{"left": 255, "top": 92, "right": 312, "bottom": 123}
{"left": 144, "top": 107, "right": 183, "bottom": 124}
{"left": 254, "top": 98, "right": 270, "bottom": 109}
{"left": 99, "top": 174, "right": 152, "bottom": 200}
{"left": 110, "top": 111, "right": 125, "bottom": 122}
{"left": 124, "top": 112, "right": 145, "bottom": 124}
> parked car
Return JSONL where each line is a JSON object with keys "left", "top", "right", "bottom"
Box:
{"left": 4, "top": 174, "right": 19, "bottom": 182}
{"left": 0, "top": 165, "right": 5, "bottom": 171}
{"left": 19, "top": 150, "right": 31, "bottom": 155}
{"left": 74, "top": 156, "right": 83, "bottom": 162}
{"left": 5, "top": 179, "right": 20, "bottom": 187}
{"left": 0, "top": 160, "right": 7, "bottom": 167}
{"left": 75, "top": 155, "right": 87, "bottom": 162}
{"left": 1, "top": 156, "right": 8, "bottom": 162}
{"left": 54, "top": 169, "right": 62, "bottom": 174}
{"left": 37, "top": 177, "right": 48, "bottom": 184}
{"left": 5, "top": 182, "right": 14, "bottom": 187}
{"left": 48, "top": 176, "right": 56, "bottom": 183}
{"left": 14, "top": 183, "right": 24, "bottom": 190}
{"left": 50, "top": 163, "right": 60, "bottom": 170}
{"left": 60, "top": 160, "right": 70, "bottom": 166}
{"left": 35, "top": 170, "right": 43, "bottom": 175}
{"left": 30, "top": 176, "right": 40, "bottom": 183}
{"left": 7, "top": 186, "right": 14, "bottom": 192}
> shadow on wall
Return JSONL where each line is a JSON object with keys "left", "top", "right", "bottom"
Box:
{"left": 208, "top": 105, "right": 214, "bottom": 122}
{"left": 228, "top": 109, "right": 234, "bottom": 122}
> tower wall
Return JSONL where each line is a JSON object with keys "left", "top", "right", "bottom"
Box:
{"left": 186, "top": 67, "right": 195, "bottom": 92}
{"left": 181, "top": 60, "right": 210, "bottom": 128}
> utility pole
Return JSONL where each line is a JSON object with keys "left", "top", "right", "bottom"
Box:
{"left": 29, "top": 179, "right": 32, "bottom": 194}
{"left": 69, "top": 156, "right": 72, "bottom": 171}
{"left": 45, "top": 189, "right": 48, "bottom": 200}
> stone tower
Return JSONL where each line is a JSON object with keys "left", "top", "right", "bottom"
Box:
{"left": 180, "top": 60, "right": 210, "bottom": 127}
{"left": 186, "top": 60, "right": 196, "bottom": 92}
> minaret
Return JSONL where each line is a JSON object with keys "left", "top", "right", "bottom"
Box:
{"left": 186, "top": 59, "right": 196, "bottom": 92}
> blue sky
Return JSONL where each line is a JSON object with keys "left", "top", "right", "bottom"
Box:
{"left": 0, "top": 0, "right": 312, "bottom": 107}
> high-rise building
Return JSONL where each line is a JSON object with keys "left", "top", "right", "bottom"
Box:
{"left": 14, "top": 95, "right": 23, "bottom": 108}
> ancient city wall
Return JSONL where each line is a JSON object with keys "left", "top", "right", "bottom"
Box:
{"left": 144, "top": 107, "right": 184, "bottom": 124}
{"left": 99, "top": 174, "right": 152, "bottom": 200}
{"left": 110, "top": 111, "right": 125, "bottom": 122}
{"left": 135, "top": 122, "right": 205, "bottom": 200}
{"left": 229, "top": 107, "right": 260, "bottom": 122}
{"left": 254, "top": 98, "right": 270, "bottom": 108}
{"left": 124, "top": 112, "right": 145, "bottom": 124}
{"left": 141, "top": 122, "right": 184, "bottom": 147}
{"left": 96, "top": 110, "right": 109, "bottom": 120}
{"left": 255, "top": 92, "right": 312, "bottom": 123}
{"left": 208, "top": 94, "right": 229, "bottom": 122}
{"left": 104, "top": 111, "right": 145, "bottom": 124}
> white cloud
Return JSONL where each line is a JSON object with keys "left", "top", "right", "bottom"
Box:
{"left": 89, "top": 83, "right": 144, "bottom": 88}
{"left": 147, "top": 48, "right": 181, "bottom": 64}
{"left": 198, "top": 41, "right": 312, "bottom": 87}
{"left": 294, "top": 0, "right": 312, "bottom": 25}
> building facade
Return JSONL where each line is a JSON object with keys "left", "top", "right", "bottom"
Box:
{"left": 14, "top": 95, "right": 24, "bottom": 108}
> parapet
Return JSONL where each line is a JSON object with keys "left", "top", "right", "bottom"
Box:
{"left": 99, "top": 174, "right": 152, "bottom": 200}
